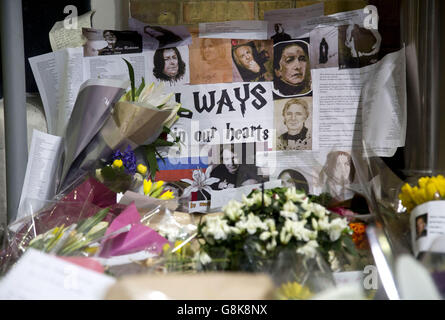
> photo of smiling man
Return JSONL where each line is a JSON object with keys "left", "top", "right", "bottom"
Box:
{"left": 275, "top": 97, "right": 313, "bottom": 150}
{"left": 273, "top": 39, "right": 312, "bottom": 98}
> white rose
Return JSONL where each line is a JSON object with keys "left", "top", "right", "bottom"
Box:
{"left": 297, "top": 240, "right": 319, "bottom": 258}
{"left": 194, "top": 251, "right": 212, "bottom": 266}
{"left": 280, "top": 228, "right": 292, "bottom": 244}
{"left": 328, "top": 218, "right": 349, "bottom": 242}
{"left": 317, "top": 216, "right": 331, "bottom": 231}
{"left": 283, "top": 200, "right": 298, "bottom": 213}
{"left": 260, "top": 231, "right": 271, "bottom": 241}
{"left": 312, "top": 203, "right": 327, "bottom": 218}
{"left": 280, "top": 210, "right": 298, "bottom": 220}
{"left": 312, "top": 218, "right": 319, "bottom": 230}
{"left": 203, "top": 216, "right": 231, "bottom": 240}
{"left": 266, "top": 238, "right": 277, "bottom": 251}
{"left": 242, "top": 194, "right": 256, "bottom": 207}
{"left": 223, "top": 200, "right": 244, "bottom": 221}
{"left": 285, "top": 187, "right": 305, "bottom": 202}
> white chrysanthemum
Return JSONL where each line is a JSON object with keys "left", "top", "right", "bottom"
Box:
{"left": 328, "top": 218, "right": 349, "bottom": 241}
{"left": 285, "top": 187, "right": 305, "bottom": 202}
{"left": 223, "top": 199, "right": 244, "bottom": 221}
{"left": 202, "top": 216, "right": 231, "bottom": 240}
{"left": 297, "top": 240, "right": 319, "bottom": 258}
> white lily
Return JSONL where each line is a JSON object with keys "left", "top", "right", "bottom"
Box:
{"left": 181, "top": 167, "right": 220, "bottom": 200}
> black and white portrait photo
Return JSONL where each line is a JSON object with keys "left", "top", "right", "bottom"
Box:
{"left": 82, "top": 28, "right": 142, "bottom": 57}
{"left": 152, "top": 46, "right": 189, "bottom": 84}
{"left": 275, "top": 97, "right": 313, "bottom": 151}
{"left": 231, "top": 40, "right": 274, "bottom": 83}
{"left": 278, "top": 169, "right": 309, "bottom": 193}
{"left": 273, "top": 40, "right": 312, "bottom": 97}
{"left": 208, "top": 143, "right": 266, "bottom": 191}
{"left": 128, "top": 17, "right": 192, "bottom": 51}
{"left": 318, "top": 151, "right": 355, "bottom": 201}
{"left": 309, "top": 26, "right": 339, "bottom": 69}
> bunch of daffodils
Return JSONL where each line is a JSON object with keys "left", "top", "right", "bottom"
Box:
{"left": 196, "top": 187, "right": 354, "bottom": 271}
{"left": 399, "top": 175, "right": 445, "bottom": 212}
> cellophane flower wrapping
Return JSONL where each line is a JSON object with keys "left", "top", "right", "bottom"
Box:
{"left": 0, "top": 177, "right": 125, "bottom": 275}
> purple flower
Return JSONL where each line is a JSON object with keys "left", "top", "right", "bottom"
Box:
{"left": 110, "top": 146, "right": 137, "bottom": 175}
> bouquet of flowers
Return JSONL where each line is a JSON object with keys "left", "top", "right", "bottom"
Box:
{"left": 195, "top": 187, "right": 356, "bottom": 273}
{"left": 399, "top": 175, "right": 445, "bottom": 212}
{"left": 27, "top": 207, "right": 111, "bottom": 256}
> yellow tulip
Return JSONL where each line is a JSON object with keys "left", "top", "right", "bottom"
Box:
{"left": 112, "top": 159, "right": 123, "bottom": 168}
{"left": 137, "top": 164, "right": 147, "bottom": 175}
{"left": 159, "top": 190, "right": 175, "bottom": 200}
{"left": 143, "top": 179, "right": 153, "bottom": 196}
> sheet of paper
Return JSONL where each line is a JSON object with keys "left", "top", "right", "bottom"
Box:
{"left": 264, "top": 2, "right": 324, "bottom": 21}
{"left": 29, "top": 52, "right": 59, "bottom": 134}
{"left": 0, "top": 249, "right": 115, "bottom": 300}
{"left": 199, "top": 20, "right": 269, "bottom": 40}
{"left": 171, "top": 82, "right": 275, "bottom": 155}
{"left": 83, "top": 52, "right": 147, "bottom": 89}
{"left": 49, "top": 10, "right": 95, "bottom": 52}
{"left": 210, "top": 180, "right": 282, "bottom": 209}
{"left": 16, "top": 130, "right": 63, "bottom": 223}
{"left": 57, "top": 47, "right": 85, "bottom": 136}
{"left": 266, "top": 8, "right": 368, "bottom": 40}
{"left": 311, "top": 48, "right": 406, "bottom": 157}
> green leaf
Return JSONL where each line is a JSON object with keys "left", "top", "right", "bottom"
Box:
{"left": 343, "top": 236, "right": 358, "bottom": 256}
{"left": 135, "top": 77, "right": 145, "bottom": 98}
{"left": 146, "top": 145, "right": 159, "bottom": 180}
{"left": 123, "top": 58, "right": 135, "bottom": 101}
{"left": 76, "top": 207, "right": 110, "bottom": 235}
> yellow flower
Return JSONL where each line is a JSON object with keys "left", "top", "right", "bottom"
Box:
{"left": 143, "top": 179, "right": 153, "bottom": 196}
{"left": 137, "top": 164, "right": 147, "bottom": 175}
{"left": 112, "top": 159, "right": 123, "bottom": 168}
{"left": 150, "top": 181, "right": 166, "bottom": 198}
{"left": 159, "top": 190, "right": 175, "bottom": 200}
{"left": 163, "top": 243, "right": 171, "bottom": 252}
{"left": 276, "top": 282, "right": 313, "bottom": 300}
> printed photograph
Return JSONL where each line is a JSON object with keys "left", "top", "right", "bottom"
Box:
{"left": 189, "top": 37, "right": 233, "bottom": 85}
{"left": 310, "top": 26, "right": 339, "bottom": 69}
{"left": 151, "top": 46, "right": 189, "bottom": 85}
{"left": 128, "top": 18, "right": 192, "bottom": 51}
{"left": 207, "top": 143, "right": 266, "bottom": 191}
{"left": 416, "top": 214, "right": 428, "bottom": 240}
{"left": 231, "top": 40, "right": 274, "bottom": 83}
{"left": 273, "top": 39, "right": 312, "bottom": 98}
{"left": 338, "top": 24, "right": 382, "bottom": 69}
{"left": 318, "top": 150, "right": 356, "bottom": 201}
{"left": 270, "top": 23, "right": 292, "bottom": 44}
{"left": 278, "top": 168, "right": 309, "bottom": 193}
{"left": 82, "top": 28, "right": 142, "bottom": 57}
{"left": 274, "top": 96, "right": 313, "bottom": 151}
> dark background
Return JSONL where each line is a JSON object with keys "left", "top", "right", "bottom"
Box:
{"left": 0, "top": 0, "right": 91, "bottom": 98}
